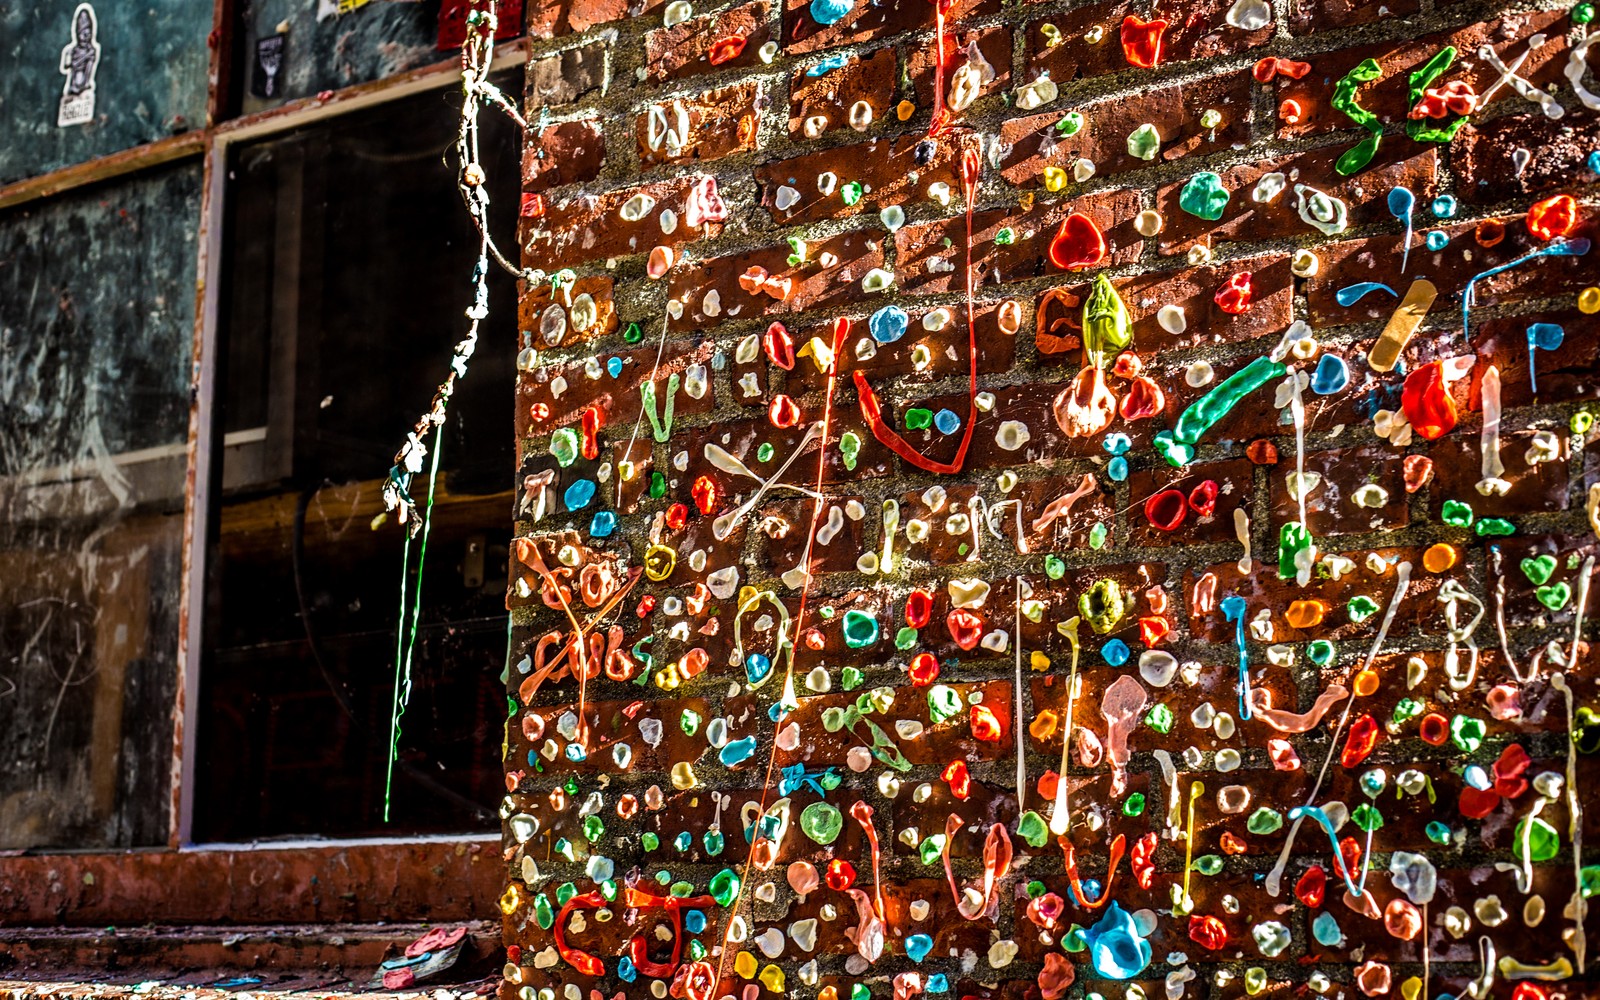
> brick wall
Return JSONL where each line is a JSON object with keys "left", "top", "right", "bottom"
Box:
{"left": 498, "top": 1, "right": 1600, "bottom": 999}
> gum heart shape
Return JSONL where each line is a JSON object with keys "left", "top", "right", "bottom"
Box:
{"left": 1049, "top": 212, "right": 1108, "bottom": 271}
{"left": 1537, "top": 582, "right": 1572, "bottom": 610}
{"left": 1521, "top": 555, "right": 1557, "bottom": 585}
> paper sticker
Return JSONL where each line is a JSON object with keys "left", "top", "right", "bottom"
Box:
{"left": 252, "top": 34, "right": 286, "bottom": 98}
{"left": 57, "top": 3, "right": 100, "bottom": 127}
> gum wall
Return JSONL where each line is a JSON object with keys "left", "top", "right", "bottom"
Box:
{"left": 498, "top": 1, "right": 1600, "bottom": 1000}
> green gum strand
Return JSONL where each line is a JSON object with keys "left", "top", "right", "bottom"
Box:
{"left": 1154, "top": 356, "right": 1286, "bottom": 467}
{"left": 1333, "top": 58, "right": 1384, "bottom": 175}
{"left": 641, "top": 373, "right": 680, "bottom": 442}
{"left": 1406, "top": 47, "right": 1469, "bottom": 143}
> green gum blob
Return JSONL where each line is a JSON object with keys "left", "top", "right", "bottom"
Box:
{"left": 709, "top": 868, "right": 741, "bottom": 906}
{"left": 1347, "top": 595, "right": 1379, "bottom": 623}
{"left": 1178, "top": 172, "right": 1230, "bottom": 221}
{"left": 549, "top": 427, "right": 581, "bottom": 467}
{"left": 1475, "top": 517, "right": 1516, "bottom": 537}
{"left": 1440, "top": 499, "right": 1474, "bottom": 526}
{"left": 1079, "top": 578, "right": 1126, "bottom": 634}
{"left": 1145, "top": 703, "right": 1174, "bottom": 734}
{"left": 1082, "top": 274, "right": 1132, "bottom": 368}
{"left": 927, "top": 684, "right": 962, "bottom": 723}
{"left": 1247, "top": 808, "right": 1283, "bottom": 834}
{"left": 842, "top": 610, "right": 880, "bottom": 648}
{"left": 1277, "top": 521, "right": 1313, "bottom": 581}
{"left": 839, "top": 431, "right": 861, "bottom": 470}
{"left": 1154, "top": 356, "right": 1286, "bottom": 467}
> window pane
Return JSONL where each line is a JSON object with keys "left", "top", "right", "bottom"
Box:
{"left": 195, "top": 79, "right": 518, "bottom": 841}
{"left": 0, "top": 159, "right": 201, "bottom": 849}
{"left": 234, "top": 0, "right": 523, "bottom": 116}
{"left": 0, "top": 3, "right": 209, "bottom": 184}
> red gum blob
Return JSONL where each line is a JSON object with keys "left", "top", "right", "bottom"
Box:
{"left": 1143, "top": 488, "right": 1188, "bottom": 531}
{"left": 1119, "top": 15, "right": 1168, "bottom": 69}
{"left": 1252, "top": 57, "right": 1312, "bottom": 82}
{"left": 1119, "top": 375, "right": 1165, "bottom": 420}
{"left": 764, "top": 321, "right": 795, "bottom": 370}
{"left": 1528, "top": 193, "right": 1579, "bottom": 241}
{"left": 1401, "top": 361, "right": 1458, "bottom": 440}
{"left": 906, "top": 589, "right": 934, "bottom": 628}
{"left": 1295, "top": 865, "right": 1327, "bottom": 907}
{"left": 1341, "top": 713, "right": 1380, "bottom": 767}
{"left": 947, "top": 608, "right": 985, "bottom": 650}
{"left": 1048, "top": 212, "right": 1108, "bottom": 271}
{"left": 1214, "top": 272, "right": 1254, "bottom": 314}
{"left": 1187, "top": 479, "right": 1219, "bottom": 517}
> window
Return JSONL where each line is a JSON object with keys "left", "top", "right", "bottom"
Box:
{"left": 0, "top": 160, "right": 201, "bottom": 850}
{"left": 191, "top": 77, "right": 520, "bottom": 842}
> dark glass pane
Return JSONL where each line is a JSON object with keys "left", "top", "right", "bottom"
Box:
{"left": 195, "top": 76, "right": 518, "bottom": 841}
{"left": 0, "top": 2, "right": 209, "bottom": 184}
{"left": 0, "top": 159, "right": 200, "bottom": 849}
{"left": 232, "top": 0, "right": 521, "bottom": 116}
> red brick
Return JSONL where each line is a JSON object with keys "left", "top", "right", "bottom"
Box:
{"left": 1268, "top": 446, "right": 1410, "bottom": 537}
{"left": 782, "top": 0, "right": 999, "bottom": 55}
{"left": 1453, "top": 112, "right": 1600, "bottom": 205}
{"left": 1288, "top": 0, "right": 1419, "bottom": 34}
{"left": 893, "top": 188, "right": 1144, "bottom": 296}
{"left": 667, "top": 230, "right": 885, "bottom": 331}
{"left": 1033, "top": 254, "right": 1294, "bottom": 357}
{"left": 1304, "top": 213, "right": 1600, "bottom": 326}
{"left": 788, "top": 47, "right": 899, "bottom": 139}
{"left": 514, "top": 275, "right": 619, "bottom": 350}
{"left": 1022, "top": 0, "right": 1272, "bottom": 87}
{"left": 1128, "top": 457, "right": 1254, "bottom": 547}
{"left": 635, "top": 81, "right": 764, "bottom": 166}
{"left": 1459, "top": 308, "right": 1600, "bottom": 410}
{"left": 524, "top": 38, "right": 608, "bottom": 110}
{"left": 525, "top": 0, "right": 631, "bottom": 38}
{"left": 521, "top": 119, "right": 604, "bottom": 193}
{"left": 907, "top": 25, "right": 1012, "bottom": 112}
{"left": 1428, "top": 428, "right": 1570, "bottom": 519}
{"left": 1153, "top": 146, "right": 1439, "bottom": 257}
{"left": 644, "top": 0, "right": 775, "bottom": 82}
{"left": 754, "top": 132, "right": 977, "bottom": 226}
{"left": 1274, "top": 12, "right": 1571, "bottom": 138}
{"left": 519, "top": 174, "right": 724, "bottom": 272}
{"left": 999, "top": 72, "right": 1253, "bottom": 186}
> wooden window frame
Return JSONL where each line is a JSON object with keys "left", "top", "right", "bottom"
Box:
{"left": 0, "top": 0, "right": 524, "bottom": 925}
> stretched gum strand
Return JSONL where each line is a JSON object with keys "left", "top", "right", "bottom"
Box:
{"left": 1101, "top": 673, "right": 1148, "bottom": 797}
{"left": 848, "top": 801, "right": 887, "bottom": 962}
{"left": 1248, "top": 682, "right": 1349, "bottom": 733}
{"left": 941, "top": 813, "right": 1013, "bottom": 920}
{"left": 1032, "top": 473, "right": 1097, "bottom": 534}
{"left": 1222, "top": 595, "right": 1252, "bottom": 720}
{"left": 1179, "top": 780, "right": 1204, "bottom": 912}
{"left": 1048, "top": 616, "right": 1084, "bottom": 836}
{"left": 1267, "top": 561, "right": 1412, "bottom": 896}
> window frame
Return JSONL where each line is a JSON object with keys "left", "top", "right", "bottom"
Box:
{"left": 0, "top": 0, "right": 526, "bottom": 887}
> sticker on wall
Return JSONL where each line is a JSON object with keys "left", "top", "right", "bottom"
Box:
{"left": 56, "top": 3, "right": 100, "bottom": 128}
{"left": 252, "top": 33, "right": 286, "bottom": 99}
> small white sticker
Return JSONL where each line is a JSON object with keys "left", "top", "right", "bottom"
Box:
{"left": 57, "top": 3, "right": 100, "bottom": 127}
